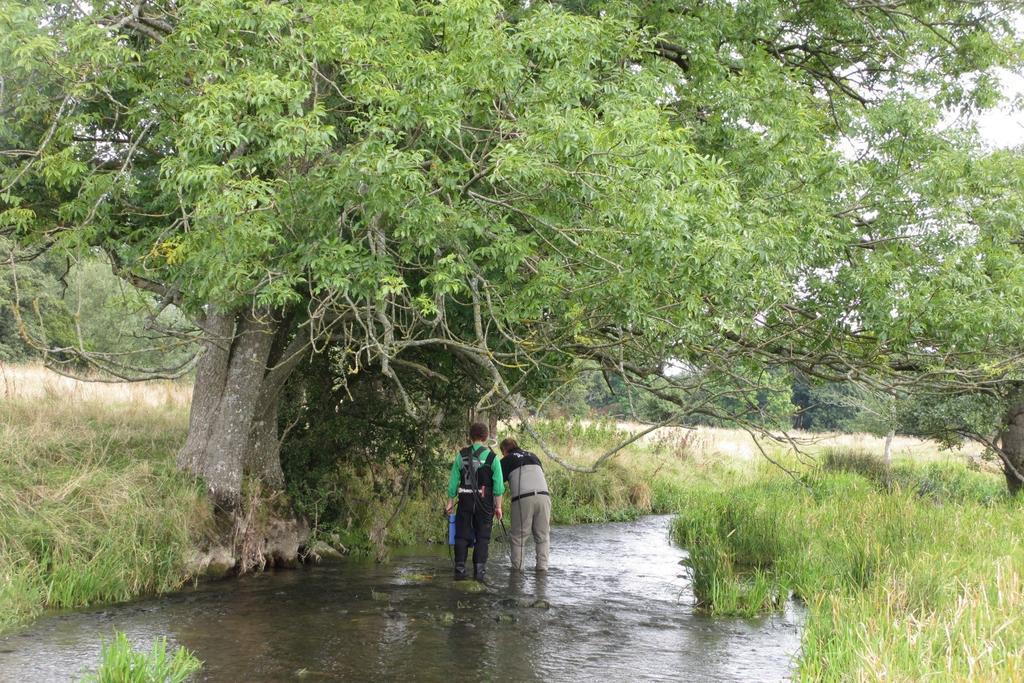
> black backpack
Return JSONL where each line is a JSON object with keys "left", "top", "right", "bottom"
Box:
{"left": 459, "top": 444, "right": 496, "bottom": 493}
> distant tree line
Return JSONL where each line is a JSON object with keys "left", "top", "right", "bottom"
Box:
{"left": 0, "top": 242, "right": 195, "bottom": 370}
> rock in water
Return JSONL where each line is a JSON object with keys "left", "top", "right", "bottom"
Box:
{"left": 184, "top": 546, "right": 237, "bottom": 579}
{"left": 264, "top": 515, "right": 310, "bottom": 568}
{"left": 305, "top": 540, "right": 344, "bottom": 563}
{"left": 453, "top": 580, "right": 487, "bottom": 593}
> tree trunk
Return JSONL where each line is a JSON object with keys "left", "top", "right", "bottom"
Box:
{"left": 882, "top": 428, "right": 895, "bottom": 467}
{"left": 177, "top": 312, "right": 234, "bottom": 474}
{"left": 247, "top": 389, "right": 285, "bottom": 488}
{"left": 998, "top": 405, "right": 1024, "bottom": 496}
{"left": 177, "top": 309, "right": 302, "bottom": 508}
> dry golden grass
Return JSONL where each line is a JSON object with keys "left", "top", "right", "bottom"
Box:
{"left": 606, "top": 420, "right": 983, "bottom": 464}
{"left": 0, "top": 363, "right": 191, "bottom": 409}
{"left": 1, "top": 364, "right": 975, "bottom": 467}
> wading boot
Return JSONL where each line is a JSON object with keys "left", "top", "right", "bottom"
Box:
{"left": 474, "top": 563, "right": 487, "bottom": 582}
{"left": 454, "top": 562, "right": 468, "bottom": 581}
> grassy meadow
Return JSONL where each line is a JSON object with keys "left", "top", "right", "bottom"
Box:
{"left": 0, "top": 364, "right": 207, "bottom": 633}
{"left": 3, "top": 364, "right": 1022, "bottom": 680}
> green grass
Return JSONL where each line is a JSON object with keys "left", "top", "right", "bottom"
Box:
{"left": 0, "top": 398, "right": 210, "bottom": 634}
{"left": 81, "top": 631, "right": 202, "bottom": 683}
{"left": 670, "top": 452, "right": 1024, "bottom": 680}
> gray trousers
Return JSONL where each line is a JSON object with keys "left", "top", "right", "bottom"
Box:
{"left": 509, "top": 494, "right": 551, "bottom": 571}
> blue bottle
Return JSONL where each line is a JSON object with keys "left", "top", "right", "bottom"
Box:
{"left": 448, "top": 513, "right": 456, "bottom": 545}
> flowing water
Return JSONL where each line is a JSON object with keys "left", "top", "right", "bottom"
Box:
{"left": 0, "top": 516, "right": 802, "bottom": 681}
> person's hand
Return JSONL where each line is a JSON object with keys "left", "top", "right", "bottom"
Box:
{"left": 444, "top": 501, "right": 454, "bottom": 515}
{"left": 494, "top": 505, "right": 503, "bottom": 521}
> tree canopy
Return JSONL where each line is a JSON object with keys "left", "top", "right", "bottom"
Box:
{"left": 2, "top": 0, "right": 1023, "bottom": 499}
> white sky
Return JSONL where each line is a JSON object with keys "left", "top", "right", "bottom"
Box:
{"left": 975, "top": 68, "right": 1024, "bottom": 149}
{"left": 976, "top": 13, "right": 1024, "bottom": 149}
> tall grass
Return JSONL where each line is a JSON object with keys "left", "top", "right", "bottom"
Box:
{"left": 512, "top": 419, "right": 703, "bottom": 524}
{"left": 671, "top": 455, "right": 1024, "bottom": 680}
{"left": 0, "top": 396, "right": 209, "bottom": 633}
{"left": 81, "top": 632, "right": 202, "bottom": 683}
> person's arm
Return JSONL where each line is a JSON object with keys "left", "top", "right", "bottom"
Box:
{"left": 445, "top": 454, "right": 460, "bottom": 513}
{"left": 491, "top": 453, "right": 506, "bottom": 497}
{"left": 490, "top": 451, "right": 505, "bottom": 519}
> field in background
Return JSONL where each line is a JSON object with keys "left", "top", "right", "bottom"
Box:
{"left": 2, "top": 363, "right": 982, "bottom": 471}
{"left": 504, "top": 417, "right": 985, "bottom": 472}
{"left": 0, "top": 363, "right": 191, "bottom": 408}
{"left": 614, "top": 419, "right": 984, "bottom": 461}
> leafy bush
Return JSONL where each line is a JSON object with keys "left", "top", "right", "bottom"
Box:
{"left": 280, "top": 351, "right": 464, "bottom": 558}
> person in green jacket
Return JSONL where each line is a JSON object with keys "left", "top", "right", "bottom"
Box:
{"left": 444, "top": 422, "right": 504, "bottom": 581}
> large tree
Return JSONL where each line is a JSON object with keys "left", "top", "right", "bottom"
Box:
{"left": 3, "top": 0, "right": 1024, "bottom": 510}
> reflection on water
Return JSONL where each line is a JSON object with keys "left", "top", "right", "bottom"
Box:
{"left": 0, "top": 516, "right": 802, "bottom": 682}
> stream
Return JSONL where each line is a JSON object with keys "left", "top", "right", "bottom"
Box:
{"left": 0, "top": 515, "right": 802, "bottom": 681}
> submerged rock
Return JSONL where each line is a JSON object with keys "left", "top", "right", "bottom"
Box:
{"left": 494, "top": 597, "right": 550, "bottom": 610}
{"left": 453, "top": 580, "right": 487, "bottom": 593}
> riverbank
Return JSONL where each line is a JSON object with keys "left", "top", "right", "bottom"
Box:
{"left": 0, "top": 393, "right": 209, "bottom": 634}
{"left": 670, "top": 452, "right": 1023, "bottom": 680}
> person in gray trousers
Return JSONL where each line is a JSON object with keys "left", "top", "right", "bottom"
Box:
{"left": 498, "top": 438, "right": 551, "bottom": 572}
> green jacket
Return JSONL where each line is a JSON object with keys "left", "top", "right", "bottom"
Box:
{"left": 447, "top": 444, "right": 506, "bottom": 498}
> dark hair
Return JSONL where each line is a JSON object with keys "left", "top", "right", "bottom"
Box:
{"left": 499, "top": 438, "right": 519, "bottom": 454}
{"left": 469, "top": 422, "right": 489, "bottom": 442}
